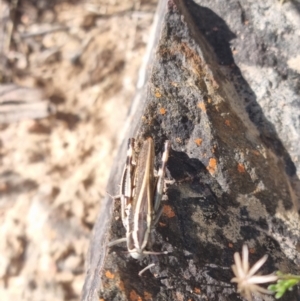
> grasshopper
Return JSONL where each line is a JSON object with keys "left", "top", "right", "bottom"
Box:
{"left": 109, "top": 137, "right": 170, "bottom": 275}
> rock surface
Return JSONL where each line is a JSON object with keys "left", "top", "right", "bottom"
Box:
{"left": 188, "top": 0, "right": 300, "bottom": 196}
{"left": 82, "top": 0, "right": 300, "bottom": 301}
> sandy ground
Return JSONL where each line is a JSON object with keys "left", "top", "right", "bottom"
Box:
{"left": 0, "top": 0, "right": 157, "bottom": 300}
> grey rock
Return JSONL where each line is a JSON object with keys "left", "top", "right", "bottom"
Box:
{"left": 82, "top": 0, "right": 300, "bottom": 300}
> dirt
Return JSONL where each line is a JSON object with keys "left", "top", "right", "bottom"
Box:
{"left": 0, "top": 0, "right": 157, "bottom": 300}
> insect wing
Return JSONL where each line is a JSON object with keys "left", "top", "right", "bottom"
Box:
{"left": 130, "top": 138, "right": 155, "bottom": 251}
{"left": 154, "top": 140, "right": 170, "bottom": 212}
{"left": 120, "top": 138, "right": 136, "bottom": 228}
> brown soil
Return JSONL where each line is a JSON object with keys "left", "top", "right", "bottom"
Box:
{"left": 0, "top": 0, "right": 157, "bottom": 300}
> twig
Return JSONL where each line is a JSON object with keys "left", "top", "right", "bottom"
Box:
{"left": 20, "top": 25, "right": 69, "bottom": 38}
{"left": 5, "top": 0, "right": 19, "bottom": 52}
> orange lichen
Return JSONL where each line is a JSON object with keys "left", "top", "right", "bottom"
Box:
{"left": 228, "top": 242, "right": 234, "bottom": 248}
{"left": 159, "top": 107, "right": 166, "bottom": 115}
{"left": 155, "top": 90, "right": 161, "bottom": 98}
{"left": 163, "top": 205, "right": 175, "bottom": 218}
{"left": 249, "top": 248, "right": 255, "bottom": 254}
{"left": 197, "top": 102, "right": 206, "bottom": 112}
{"left": 252, "top": 150, "right": 260, "bottom": 156}
{"left": 118, "top": 280, "right": 125, "bottom": 291}
{"left": 194, "top": 138, "right": 202, "bottom": 146}
{"left": 105, "top": 270, "right": 115, "bottom": 279}
{"left": 237, "top": 163, "right": 246, "bottom": 173}
{"left": 225, "top": 119, "right": 231, "bottom": 126}
{"left": 207, "top": 158, "right": 217, "bottom": 174}
{"left": 129, "top": 290, "right": 142, "bottom": 301}
{"left": 194, "top": 287, "right": 201, "bottom": 294}
{"left": 144, "top": 291, "right": 153, "bottom": 300}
